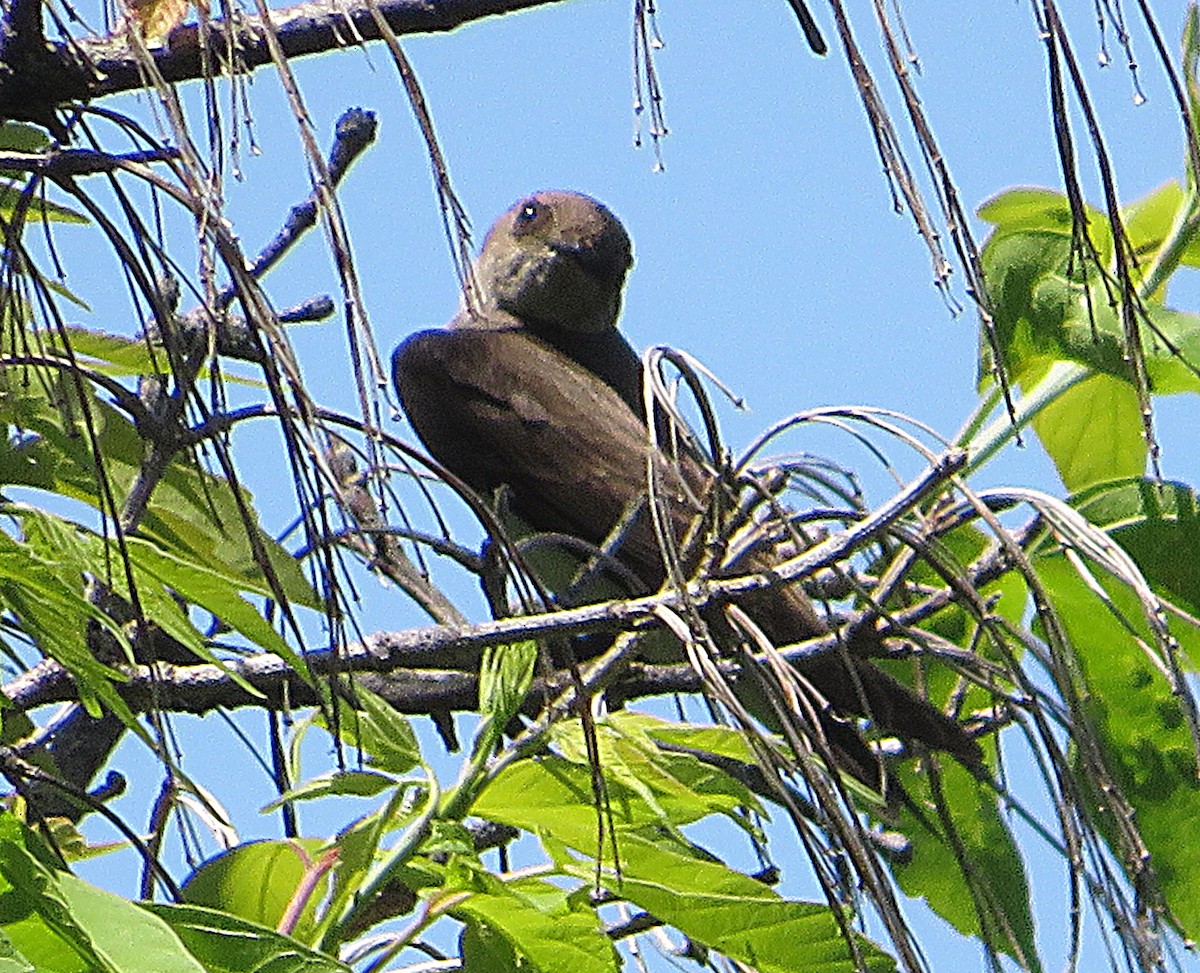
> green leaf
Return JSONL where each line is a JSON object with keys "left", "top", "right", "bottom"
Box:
{"left": 1035, "top": 557, "right": 1200, "bottom": 936}
{"left": 41, "top": 818, "right": 125, "bottom": 864}
{"left": 1141, "top": 306, "right": 1200, "bottom": 395}
{"left": 56, "top": 874, "right": 207, "bottom": 973}
{"left": 478, "top": 641, "right": 537, "bottom": 727}
{"left": 476, "top": 728, "right": 760, "bottom": 851}
{"left": 13, "top": 325, "right": 174, "bottom": 379}
{"left": 0, "top": 817, "right": 98, "bottom": 972}
{"left": 559, "top": 830, "right": 896, "bottom": 973}
{"left": 634, "top": 715, "right": 759, "bottom": 764}
{"left": 180, "top": 840, "right": 329, "bottom": 944}
{"left": 42, "top": 277, "right": 91, "bottom": 312}
{"left": 1069, "top": 478, "right": 1200, "bottom": 629}
{"left": 977, "top": 232, "right": 1073, "bottom": 386}
{"left": 0, "top": 386, "right": 319, "bottom": 612}
{"left": 0, "top": 930, "right": 34, "bottom": 973}
{"left": 0, "top": 815, "right": 206, "bottom": 973}
{"left": 0, "top": 123, "right": 50, "bottom": 155}
{"left": 0, "top": 525, "right": 136, "bottom": 721}
{"left": 455, "top": 878, "right": 618, "bottom": 973}
{"left": 2, "top": 322, "right": 261, "bottom": 382}
{"left": 1030, "top": 371, "right": 1146, "bottom": 491}
{"left": 552, "top": 714, "right": 763, "bottom": 831}
{"left": 977, "top": 183, "right": 1200, "bottom": 489}
{"left": 475, "top": 740, "right": 896, "bottom": 971}
{"left": 1122, "top": 181, "right": 1192, "bottom": 275}
{"left": 308, "top": 806, "right": 448, "bottom": 946}
{"left": 472, "top": 641, "right": 538, "bottom": 759}
{"left": 0, "top": 184, "right": 87, "bottom": 224}
{"left": 9, "top": 504, "right": 293, "bottom": 692}
{"left": 321, "top": 685, "right": 421, "bottom": 775}
{"left": 978, "top": 188, "right": 1111, "bottom": 269}
{"left": 267, "top": 769, "right": 399, "bottom": 808}
{"left": 474, "top": 755, "right": 657, "bottom": 851}
{"left": 981, "top": 185, "right": 1200, "bottom": 388}
{"left": 18, "top": 505, "right": 211, "bottom": 667}
{"left": 143, "top": 902, "right": 348, "bottom": 973}
{"left": 122, "top": 534, "right": 310, "bottom": 680}
{"left": 460, "top": 915, "right": 525, "bottom": 973}
{"left": 893, "top": 763, "right": 1040, "bottom": 971}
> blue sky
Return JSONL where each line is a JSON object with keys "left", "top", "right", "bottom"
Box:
{"left": 47, "top": 0, "right": 1200, "bottom": 969}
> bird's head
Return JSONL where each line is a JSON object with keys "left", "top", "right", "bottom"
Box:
{"left": 474, "top": 191, "right": 634, "bottom": 335}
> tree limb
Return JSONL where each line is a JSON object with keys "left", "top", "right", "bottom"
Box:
{"left": 0, "top": 0, "right": 573, "bottom": 121}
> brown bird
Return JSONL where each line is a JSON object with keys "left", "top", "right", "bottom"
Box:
{"left": 392, "top": 191, "right": 981, "bottom": 783}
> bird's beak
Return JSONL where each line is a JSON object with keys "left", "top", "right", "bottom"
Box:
{"left": 552, "top": 239, "right": 630, "bottom": 285}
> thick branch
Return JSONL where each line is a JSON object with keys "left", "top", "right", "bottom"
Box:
{"left": 4, "top": 644, "right": 712, "bottom": 720}
{"left": 0, "top": 0, "right": 66, "bottom": 131}
{"left": 1, "top": 0, "right": 571, "bottom": 120}
{"left": 4, "top": 448, "right": 968, "bottom": 719}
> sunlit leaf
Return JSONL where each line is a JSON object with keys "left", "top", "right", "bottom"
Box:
{"left": 1036, "top": 558, "right": 1200, "bottom": 936}
{"left": 0, "top": 929, "right": 34, "bottom": 973}
{"left": 0, "top": 522, "right": 134, "bottom": 721}
{"left": 0, "top": 185, "right": 86, "bottom": 224}
{"left": 319, "top": 685, "right": 420, "bottom": 775}
{"left": 180, "top": 840, "right": 329, "bottom": 944}
{"left": 456, "top": 878, "right": 617, "bottom": 973}
{"left": 0, "top": 814, "right": 206, "bottom": 973}
{"left": 558, "top": 830, "right": 897, "bottom": 973}
{"left": 144, "top": 902, "right": 348, "bottom": 973}
{"left": 477, "top": 727, "right": 757, "bottom": 846}
{"left": 978, "top": 187, "right": 1110, "bottom": 261}
{"left": 553, "top": 713, "right": 763, "bottom": 831}
{"left": 1030, "top": 372, "right": 1146, "bottom": 491}
{"left": 478, "top": 642, "right": 537, "bottom": 727}
{"left": 0, "top": 382, "right": 319, "bottom": 611}
{"left": 472, "top": 641, "right": 537, "bottom": 758}
{"left": 266, "top": 770, "right": 398, "bottom": 808}
{"left": 122, "top": 534, "right": 310, "bottom": 680}
{"left": 893, "top": 763, "right": 1040, "bottom": 971}
{"left": 1122, "top": 181, "right": 1190, "bottom": 276}
{"left": 475, "top": 755, "right": 663, "bottom": 851}
{"left": 17, "top": 505, "right": 210, "bottom": 665}
{"left": 1069, "top": 478, "right": 1200, "bottom": 628}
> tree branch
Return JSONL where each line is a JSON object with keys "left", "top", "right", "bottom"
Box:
{"left": 4, "top": 448, "right": 971, "bottom": 721}
{"left": 1, "top": 0, "right": 572, "bottom": 120}
{"left": 3, "top": 642, "right": 715, "bottom": 721}
{"left": 5, "top": 445, "right": 965, "bottom": 827}
{"left": 0, "top": 0, "right": 68, "bottom": 132}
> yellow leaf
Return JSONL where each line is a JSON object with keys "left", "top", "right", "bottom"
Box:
{"left": 123, "top": 0, "right": 189, "bottom": 48}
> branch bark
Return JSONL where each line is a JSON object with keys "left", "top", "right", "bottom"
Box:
{"left": 0, "top": 0, "right": 572, "bottom": 121}
{"left": 4, "top": 446, "right": 968, "bottom": 719}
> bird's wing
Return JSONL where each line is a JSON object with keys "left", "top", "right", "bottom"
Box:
{"left": 393, "top": 326, "right": 983, "bottom": 774}
{"left": 392, "top": 326, "right": 698, "bottom": 586}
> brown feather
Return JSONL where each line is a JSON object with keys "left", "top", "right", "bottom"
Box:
{"left": 394, "top": 190, "right": 982, "bottom": 783}
{"left": 393, "top": 321, "right": 982, "bottom": 773}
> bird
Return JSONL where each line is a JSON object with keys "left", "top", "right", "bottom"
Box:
{"left": 392, "top": 190, "right": 982, "bottom": 785}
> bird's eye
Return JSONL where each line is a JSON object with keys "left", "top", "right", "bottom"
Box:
{"left": 513, "top": 200, "right": 544, "bottom": 233}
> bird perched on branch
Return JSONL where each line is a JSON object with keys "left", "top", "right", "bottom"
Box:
{"left": 392, "top": 190, "right": 981, "bottom": 786}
